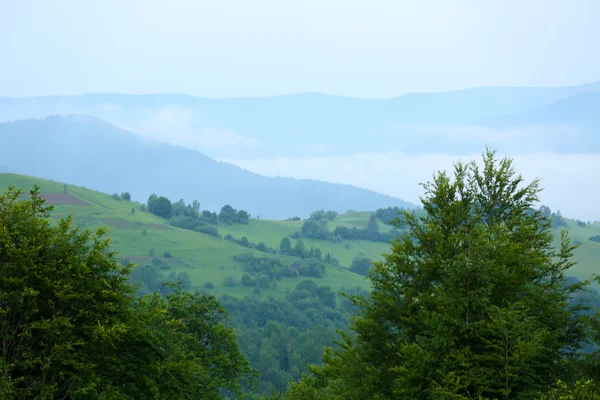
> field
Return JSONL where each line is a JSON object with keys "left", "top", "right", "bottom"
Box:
{"left": 1, "top": 173, "right": 598, "bottom": 296}
{"left": 0, "top": 174, "right": 370, "bottom": 298}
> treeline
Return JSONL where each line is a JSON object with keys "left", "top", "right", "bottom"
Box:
{"left": 300, "top": 213, "right": 398, "bottom": 243}
{"left": 235, "top": 253, "right": 327, "bottom": 280}
{"left": 222, "top": 234, "right": 341, "bottom": 267}
{"left": 144, "top": 193, "right": 250, "bottom": 237}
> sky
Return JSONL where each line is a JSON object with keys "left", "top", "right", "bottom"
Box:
{"left": 1, "top": 0, "right": 600, "bottom": 98}
{"left": 1, "top": 0, "right": 599, "bottom": 220}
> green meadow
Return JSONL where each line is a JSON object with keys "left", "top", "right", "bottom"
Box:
{"left": 1, "top": 172, "right": 598, "bottom": 295}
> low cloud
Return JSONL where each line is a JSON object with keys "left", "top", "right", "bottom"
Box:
{"left": 125, "top": 106, "right": 262, "bottom": 156}
{"left": 221, "top": 151, "right": 600, "bottom": 221}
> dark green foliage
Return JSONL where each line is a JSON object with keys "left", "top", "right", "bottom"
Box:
{"left": 111, "top": 192, "right": 121, "bottom": 200}
{"left": 224, "top": 275, "right": 237, "bottom": 287}
{"left": 218, "top": 205, "right": 251, "bottom": 224}
{"left": 285, "top": 150, "right": 597, "bottom": 399}
{"left": 194, "top": 224, "right": 221, "bottom": 237}
{"left": 121, "top": 191, "right": 131, "bottom": 201}
{"left": 367, "top": 213, "right": 379, "bottom": 232}
{"left": 0, "top": 185, "right": 251, "bottom": 399}
{"left": 301, "top": 219, "right": 325, "bottom": 239}
{"left": 333, "top": 225, "right": 397, "bottom": 243}
{"left": 221, "top": 284, "right": 369, "bottom": 395}
{"left": 163, "top": 250, "right": 172, "bottom": 258}
{"left": 204, "top": 281, "right": 215, "bottom": 289}
{"left": 589, "top": 235, "right": 600, "bottom": 243}
{"left": 219, "top": 204, "right": 237, "bottom": 223}
{"left": 242, "top": 273, "right": 255, "bottom": 287}
{"left": 147, "top": 193, "right": 173, "bottom": 218}
{"left": 234, "top": 253, "right": 327, "bottom": 279}
{"left": 375, "top": 206, "right": 406, "bottom": 224}
{"left": 552, "top": 210, "right": 569, "bottom": 228}
{"left": 279, "top": 237, "right": 292, "bottom": 254}
{"left": 309, "top": 209, "right": 338, "bottom": 221}
{"left": 349, "top": 256, "right": 373, "bottom": 276}
{"left": 237, "top": 209, "right": 250, "bottom": 224}
{"left": 130, "top": 206, "right": 135, "bottom": 215}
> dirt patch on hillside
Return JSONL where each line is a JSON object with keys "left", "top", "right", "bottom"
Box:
{"left": 102, "top": 218, "right": 136, "bottom": 229}
{"left": 41, "top": 193, "right": 88, "bottom": 205}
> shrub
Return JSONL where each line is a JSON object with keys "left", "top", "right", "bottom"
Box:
{"left": 241, "top": 273, "right": 255, "bottom": 287}
{"left": 204, "top": 281, "right": 214, "bottom": 289}
{"left": 223, "top": 276, "right": 237, "bottom": 287}
{"left": 111, "top": 192, "right": 121, "bottom": 200}
{"left": 194, "top": 225, "right": 221, "bottom": 238}
{"left": 589, "top": 235, "right": 600, "bottom": 243}
{"left": 163, "top": 251, "right": 173, "bottom": 258}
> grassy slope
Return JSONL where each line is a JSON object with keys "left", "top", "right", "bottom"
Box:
{"left": 2, "top": 173, "right": 597, "bottom": 292}
{"left": 0, "top": 174, "right": 369, "bottom": 298}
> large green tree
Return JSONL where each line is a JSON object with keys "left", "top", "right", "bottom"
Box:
{"left": 285, "top": 150, "right": 597, "bottom": 399}
{"left": 0, "top": 186, "right": 251, "bottom": 399}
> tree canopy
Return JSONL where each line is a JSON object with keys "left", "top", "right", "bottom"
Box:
{"left": 0, "top": 186, "right": 252, "bottom": 399}
{"left": 284, "top": 150, "right": 600, "bottom": 399}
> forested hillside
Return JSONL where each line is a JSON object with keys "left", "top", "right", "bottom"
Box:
{"left": 0, "top": 116, "right": 411, "bottom": 219}
{"left": 2, "top": 163, "right": 600, "bottom": 397}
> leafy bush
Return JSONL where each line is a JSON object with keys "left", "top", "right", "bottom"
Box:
{"left": 194, "top": 225, "right": 221, "bottom": 238}
{"left": 589, "top": 235, "right": 600, "bottom": 243}
{"left": 203, "top": 281, "right": 214, "bottom": 289}
{"left": 241, "top": 273, "right": 255, "bottom": 287}
{"left": 223, "top": 276, "right": 237, "bottom": 287}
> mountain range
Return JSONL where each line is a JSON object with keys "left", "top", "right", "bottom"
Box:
{"left": 1, "top": 81, "right": 598, "bottom": 158}
{"left": 0, "top": 115, "right": 410, "bottom": 219}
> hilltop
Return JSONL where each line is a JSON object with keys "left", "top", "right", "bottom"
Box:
{"left": 0, "top": 116, "right": 412, "bottom": 219}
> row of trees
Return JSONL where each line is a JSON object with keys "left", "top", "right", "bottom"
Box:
{"left": 0, "top": 186, "right": 252, "bottom": 399}
{"left": 234, "top": 253, "right": 327, "bottom": 279}
{"left": 146, "top": 193, "right": 249, "bottom": 225}
{"left": 301, "top": 212, "right": 399, "bottom": 243}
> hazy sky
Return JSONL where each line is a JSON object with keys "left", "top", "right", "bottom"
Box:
{"left": 1, "top": 0, "right": 599, "bottom": 98}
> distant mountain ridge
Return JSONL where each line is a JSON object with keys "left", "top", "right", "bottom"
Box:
{"left": 1, "top": 81, "right": 599, "bottom": 158}
{"left": 0, "top": 115, "right": 412, "bottom": 219}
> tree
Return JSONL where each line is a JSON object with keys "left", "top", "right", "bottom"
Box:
{"left": 0, "top": 186, "right": 252, "bottom": 398}
{"left": 367, "top": 213, "right": 379, "bottom": 233}
{"left": 301, "top": 220, "right": 322, "bottom": 239}
{"left": 147, "top": 194, "right": 172, "bottom": 219}
{"left": 280, "top": 237, "right": 292, "bottom": 253}
{"left": 286, "top": 150, "right": 592, "bottom": 399}
{"left": 293, "top": 239, "right": 306, "bottom": 258}
{"left": 219, "top": 204, "right": 237, "bottom": 224}
{"left": 350, "top": 256, "right": 372, "bottom": 276}
{"left": 236, "top": 209, "right": 250, "bottom": 224}
{"left": 120, "top": 191, "right": 131, "bottom": 201}
{"left": 191, "top": 199, "right": 200, "bottom": 214}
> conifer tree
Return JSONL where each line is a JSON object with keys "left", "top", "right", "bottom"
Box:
{"left": 285, "top": 150, "right": 595, "bottom": 399}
